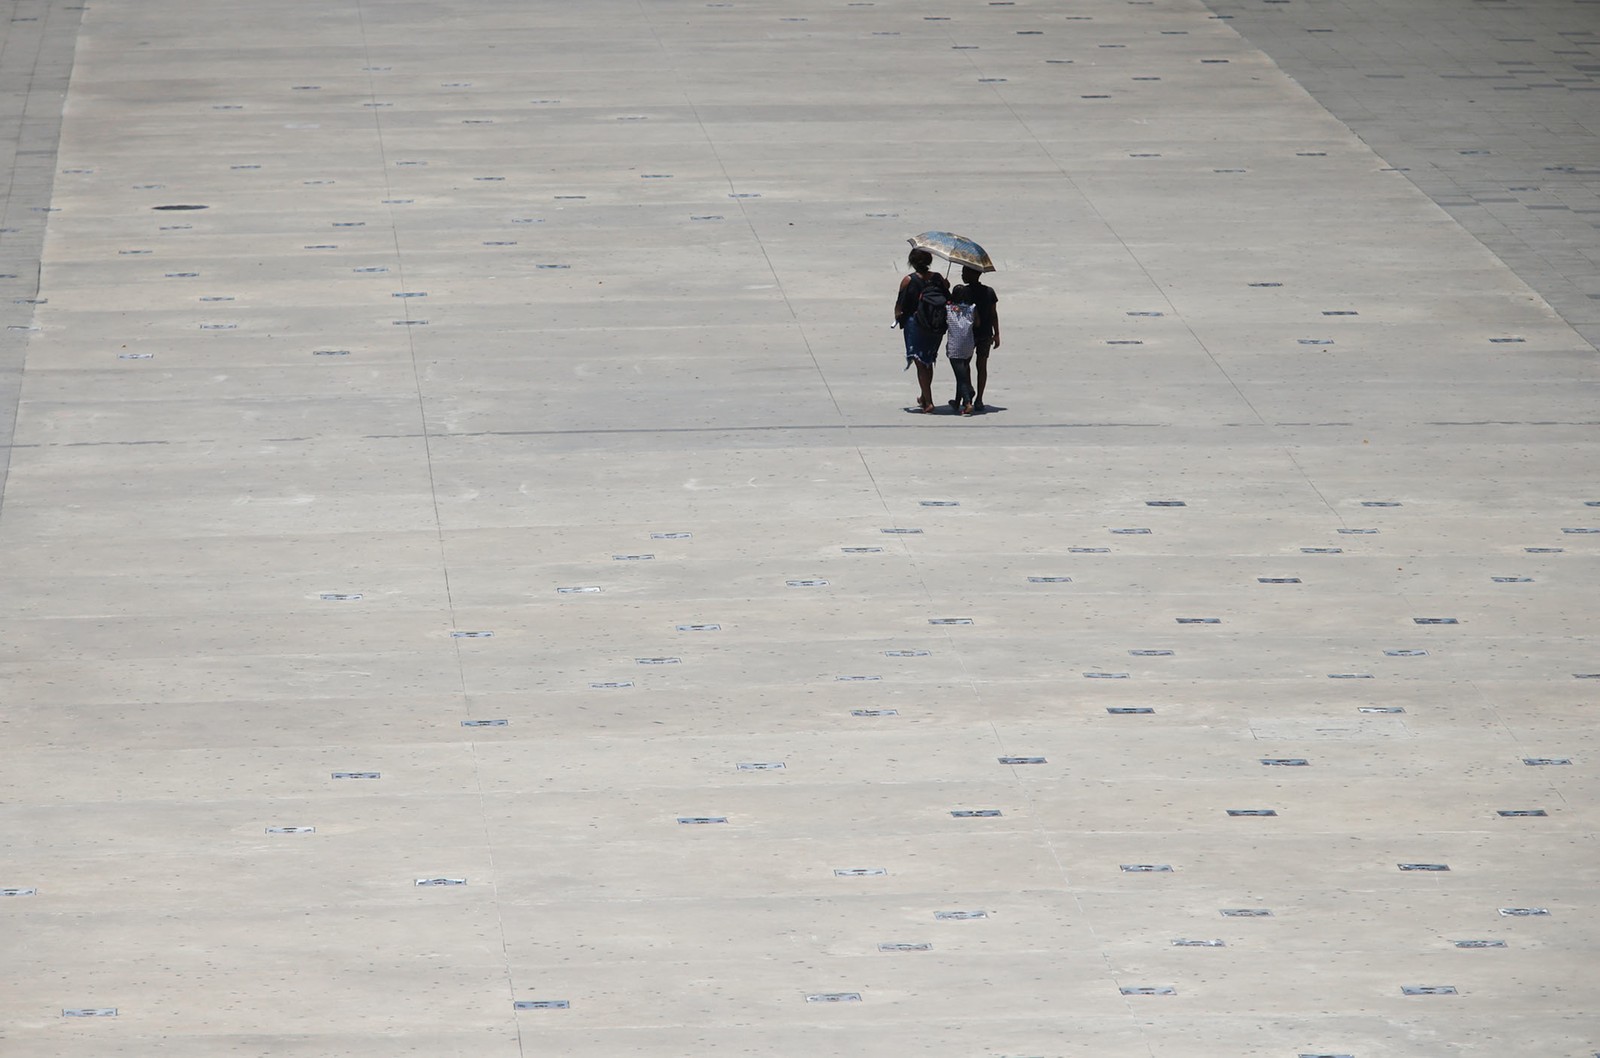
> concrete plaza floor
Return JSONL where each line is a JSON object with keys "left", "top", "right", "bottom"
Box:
{"left": 2, "top": 1, "right": 1597, "bottom": 1056}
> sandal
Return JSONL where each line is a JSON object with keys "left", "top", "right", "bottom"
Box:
{"left": 918, "top": 397, "right": 935, "bottom": 413}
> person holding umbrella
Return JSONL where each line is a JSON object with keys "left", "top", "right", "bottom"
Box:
{"left": 897, "top": 232, "right": 997, "bottom": 413}
{"left": 894, "top": 247, "right": 949, "bottom": 412}
{"left": 951, "top": 265, "right": 1000, "bottom": 413}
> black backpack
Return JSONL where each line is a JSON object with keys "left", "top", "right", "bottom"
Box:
{"left": 913, "top": 275, "right": 949, "bottom": 334}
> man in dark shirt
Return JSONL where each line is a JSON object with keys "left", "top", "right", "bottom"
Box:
{"left": 950, "top": 266, "right": 1000, "bottom": 412}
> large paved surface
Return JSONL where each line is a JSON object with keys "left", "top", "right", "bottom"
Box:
{"left": 1211, "top": 0, "right": 1600, "bottom": 351}
{"left": 3, "top": 1, "right": 1597, "bottom": 1056}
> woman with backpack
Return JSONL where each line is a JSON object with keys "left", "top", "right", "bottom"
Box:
{"left": 894, "top": 248, "right": 950, "bottom": 413}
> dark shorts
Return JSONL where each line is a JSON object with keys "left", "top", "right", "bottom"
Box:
{"left": 974, "top": 335, "right": 994, "bottom": 361}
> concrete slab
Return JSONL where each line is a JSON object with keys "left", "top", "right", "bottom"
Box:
{"left": 3, "top": 0, "right": 1597, "bottom": 1056}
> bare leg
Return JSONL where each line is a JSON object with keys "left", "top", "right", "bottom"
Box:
{"left": 915, "top": 361, "right": 935, "bottom": 409}
{"left": 974, "top": 346, "right": 990, "bottom": 406}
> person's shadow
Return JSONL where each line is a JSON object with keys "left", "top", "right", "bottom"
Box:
{"left": 903, "top": 402, "right": 1007, "bottom": 416}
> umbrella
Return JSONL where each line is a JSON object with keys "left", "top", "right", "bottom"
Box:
{"left": 907, "top": 231, "right": 995, "bottom": 273}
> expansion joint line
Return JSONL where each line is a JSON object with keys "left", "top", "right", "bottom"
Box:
{"left": 632, "top": 0, "right": 955, "bottom": 613}
{"left": 0, "top": 1, "right": 80, "bottom": 529}
{"left": 351, "top": 6, "right": 520, "bottom": 1056}
{"left": 350, "top": 2, "right": 464, "bottom": 664}
{"left": 957, "top": 37, "right": 1266, "bottom": 437}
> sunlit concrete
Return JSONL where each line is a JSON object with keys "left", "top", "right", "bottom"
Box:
{"left": 2, "top": 1, "right": 1597, "bottom": 1056}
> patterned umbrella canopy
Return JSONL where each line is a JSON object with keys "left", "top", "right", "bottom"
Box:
{"left": 907, "top": 231, "right": 995, "bottom": 273}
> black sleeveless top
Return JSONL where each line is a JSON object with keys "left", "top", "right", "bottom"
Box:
{"left": 897, "top": 271, "right": 950, "bottom": 321}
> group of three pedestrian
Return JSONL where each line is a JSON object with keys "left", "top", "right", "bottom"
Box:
{"left": 894, "top": 248, "right": 1001, "bottom": 415}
